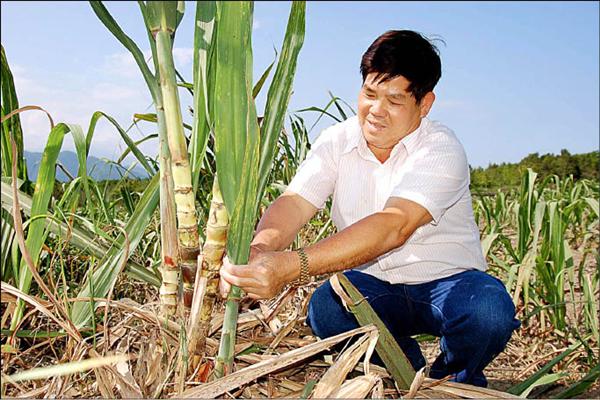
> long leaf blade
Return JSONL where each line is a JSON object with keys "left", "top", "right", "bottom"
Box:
{"left": 72, "top": 174, "right": 160, "bottom": 328}
{"left": 256, "top": 1, "right": 306, "bottom": 206}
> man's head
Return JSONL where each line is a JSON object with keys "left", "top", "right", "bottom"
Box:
{"left": 357, "top": 30, "right": 442, "bottom": 153}
{"left": 360, "top": 30, "right": 442, "bottom": 103}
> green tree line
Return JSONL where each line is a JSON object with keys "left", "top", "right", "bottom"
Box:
{"left": 470, "top": 149, "right": 599, "bottom": 189}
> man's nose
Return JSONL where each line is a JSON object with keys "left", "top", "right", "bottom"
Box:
{"left": 370, "top": 99, "right": 386, "bottom": 116}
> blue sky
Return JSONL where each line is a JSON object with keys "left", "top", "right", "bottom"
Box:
{"left": 2, "top": 1, "right": 599, "bottom": 168}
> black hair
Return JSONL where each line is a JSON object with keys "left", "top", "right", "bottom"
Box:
{"left": 360, "top": 30, "right": 442, "bottom": 103}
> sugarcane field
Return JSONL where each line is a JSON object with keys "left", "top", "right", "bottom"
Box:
{"left": 1, "top": 1, "right": 599, "bottom": 399}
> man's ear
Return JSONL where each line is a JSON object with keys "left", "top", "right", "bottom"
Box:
{"left": 420, "top": 92, "right": 435, "bottom": 117}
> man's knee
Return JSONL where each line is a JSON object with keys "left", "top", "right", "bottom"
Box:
{"left": 469, "top": 288, "right": 520, "bottom": 347}
{"left": 307, "top": 279, "right": 357, "bottom": 339}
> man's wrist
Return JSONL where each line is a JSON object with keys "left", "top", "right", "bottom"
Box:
{"left": 291, "top": 248, "right": 311, "bottom": 287}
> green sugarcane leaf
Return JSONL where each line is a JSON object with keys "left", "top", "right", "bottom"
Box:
{"left": 117, "top": 133, "right": 158, "bottom": 164}
{"left": 253, "top": 58, "right": 276, "bottom": 100}
{"left": 519, "top": 372, "right": 566, "bottom": 398}
{"left": 584, "top": 197, "right": 599, "bottom": 218}
{"left": 86, "top": 111, "right": 155, "bottom": 176}
{"left": 335, "top": 273, "right": 415, "bottom": 389}
{"left": 90, "top": 1, "right": 158, "bottom": 100}
{"left": 133, "top": 112, "right": 192, "bottom": 131}
{"left": 212, "top": 1, "right": 261, "bottom": 377}
{"left": 554, "top": 363, "right": 600, "bottom": 399}
{"left": 256, "top": 1, "right": 305, "bottom": 208}
{"left": 72, "top": 173, "right": 160, "bottom": 328}
{"left": 213, "top": 1, "right": 260, "bottom": 264}
{"left": 10, "top": 123, "right": 69, "bottom": 328}
{"left": 0, "top": 181, "right": 160, "bottom": 286}
{"left": 507, "top": 340, "right": 583, "bottom": 395}
{"left": 1, "top": 45, "right": 27, "bottom": 181}
{"left": 190, "top": 0, "right": 216, "bottom": 195}
{"left": 145, "top": 1, "right": 182, "bottom": 34}
{"left": 1, "top": 207, "right": 15, "bottom": 280}
{"left": 64, "top": 123, "right": 93, "bottom": 215}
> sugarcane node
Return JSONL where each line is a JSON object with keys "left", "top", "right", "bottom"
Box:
{"left": 174, "top": 185, "right": 193, "bottom": 195}
{"left": 178, "top": 224, "right": 199, "bottom": 234}
{"left": 183, "top": 289, "right": 194, "bottom": 308}
{"left": 205, "top": 226, "right": 228, "bottom": 242}
{"left": 163, "top": 255, "right": 177, "bottom": 267}
{"left": 181, "top": 264, "right": 197, "bottom": 283}
{"left": 209, "top": 205, "right": 228, "bottom": 222}
{"left": 202, "top": 257, "right": 223, "bottom": 270}
{"left": 179, "top": 246, "right": 200, "bottom": 261}
{"left": 205, "top": 275, "right": 220, "bottom": 286}
{"left": 174, "top": 160, "right": 191, "bottom": 168}
{"left": 202, "top": 244, "right": 226, "bottom": 261}
{"left": 177, "top": 220, "right": 198, "bottom": 234}
{"left": 203, "top": 284, "right": 218, "bottom": 296}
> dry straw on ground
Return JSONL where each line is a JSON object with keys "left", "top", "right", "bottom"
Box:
{"left": 2, "top": 273, "right": 598, "bottom": 399}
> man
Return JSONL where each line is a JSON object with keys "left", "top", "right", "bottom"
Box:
{"left": 220, "top": 30, "right": 519, "bottom": 388}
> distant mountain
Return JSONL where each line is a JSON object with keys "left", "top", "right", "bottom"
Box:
{"left": 24, "top": 150, "right": 151, "bottom": 182}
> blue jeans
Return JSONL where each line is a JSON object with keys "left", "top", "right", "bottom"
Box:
{"left": 306, "top": 269, "right": 520, "bottom": 387}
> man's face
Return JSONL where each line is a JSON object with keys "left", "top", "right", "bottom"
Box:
{"left": 357, "top": 73, "right": 433, "bottom": 151}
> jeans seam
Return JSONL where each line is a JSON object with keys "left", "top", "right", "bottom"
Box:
{"left": 409, "top": 298, "right": 451, "bottom": 374}
{"left": 364, "top": 293, "right": 407, "bottom": 305}
{"left": 409, "top": 299, "right": 448, "bottom": 326}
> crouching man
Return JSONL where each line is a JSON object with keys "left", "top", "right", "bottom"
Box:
{"left": 220, "top": 29, "right": 519, "bottom": 387}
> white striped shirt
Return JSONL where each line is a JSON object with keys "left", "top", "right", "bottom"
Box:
{"left": 287, "top": 116, "right": 487, "bottom": 284}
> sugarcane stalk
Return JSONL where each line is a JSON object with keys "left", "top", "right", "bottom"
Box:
{"left": 187, "top": 177, "right": 228, "bottom": 371}
{"left": 154, "top": 28, "right": 200, "bottom": 309}
{"left": 157, "top": 103, "right": 179, "bottom": 317}
{"left": 214, "top": 285, "right": 243, "bottom": 378}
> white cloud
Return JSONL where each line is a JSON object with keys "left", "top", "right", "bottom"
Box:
{"left": 12, "top": 48, "right": 196, "bottom": 162}
{"left": 11, "top": 64, "right": 51, "bottom": 98}
{"left": 173, "top": 47, "right": 194, "bottom": 68}
{"left": 102, "top": 50, "right": 154, "bottom": 79}
{"left": 91, "top": 82, "right": 142, "bottom": 102}
{"left": 12, "top": 64, "right": 153, "bottom": 159}
{"left": 253, "top": 19, "right": 261, "bottom": 30}
{"left": 100, "top": 47, "right": 194, "bottom": 81}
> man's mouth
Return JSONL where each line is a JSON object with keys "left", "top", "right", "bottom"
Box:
{"left": 366, "top": 119, "right": 386, "bottom": 130}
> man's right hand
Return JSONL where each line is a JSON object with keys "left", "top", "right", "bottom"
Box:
{"left": 219, "top": 250, "right": 297, "bottom": 300}
{"left": 218, "top": 244, "right": 267, "bottom": 299}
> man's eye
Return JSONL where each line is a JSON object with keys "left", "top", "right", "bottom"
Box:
{"left": 364, "top": 92, "right": 375, "bottom": 98}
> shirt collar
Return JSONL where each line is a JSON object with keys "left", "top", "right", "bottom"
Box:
{"left": 342, "top": 116, "right": 428, "bottom": 157}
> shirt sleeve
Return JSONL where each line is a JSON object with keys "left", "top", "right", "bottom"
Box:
{"left": 390, "top": 140, "right": 469, "bottom": 225}
{"left": 286, "top": 128, "right": 337, "bottom": 209}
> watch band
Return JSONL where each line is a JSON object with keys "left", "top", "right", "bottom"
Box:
{"left": 292, "top": 248, "right": 310, "bottom": 287}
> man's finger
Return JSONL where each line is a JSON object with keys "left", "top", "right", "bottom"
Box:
{"left": 219, "top": 275, "right": 231, "bottom": 299}
{"left": 220, "top": 267, "right": 260, "bottom": 289}
{"left": 221, "top": 259, "right": 257, "bottom": 278}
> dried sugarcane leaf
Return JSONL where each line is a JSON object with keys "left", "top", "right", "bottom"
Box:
{"left": 266, "top": 311, "right": 299, "bottom": 352}
{"left": 405, "top": 366, "right": 429, "bottom": 399}
{"left": 371, "top": 376, "right": 385, "bottom": 399}
{"left": 113, "top": 346, "right": 144, "bottom": 399}
{"left": 179, "top": 325, "right": 376, "bottom": 398}
{"left": 330, "top": 373, "right": 380, "bottom": 399}
{"left": 425, "top": 378, "right": 519, "bottom": 398}
{"left": 312, "top": 328, "right": 378, "bottom": 398}
{"left": 331, "top": 273, "right": 416, "bottom": 389}
{"left": 210, "top": 308, "right": 265, "bottom": 335}
{"left": 93, "top": 366, "right": 115, "bottom": 399}
{"left": 6, "top": 353, "right": 129, "bottom": 383}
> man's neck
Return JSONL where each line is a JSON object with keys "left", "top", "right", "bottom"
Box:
{"left": 367, "top": 143, "right": 393, "bottom": 164}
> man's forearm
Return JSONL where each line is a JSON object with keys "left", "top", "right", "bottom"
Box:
{"left": 300, "top": 210, "right": 408, "bottom": 277}
{"left": 251, "top": 193, "right": 317, "bottom": 253}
